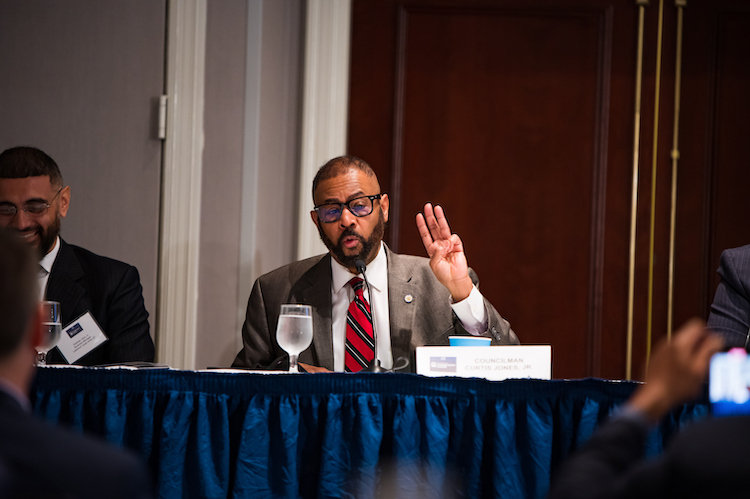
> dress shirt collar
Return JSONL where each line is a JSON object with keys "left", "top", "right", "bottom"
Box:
{"left": 39, "top": 236, "right": 61, "bottom": 274}
{"left": 330, "top": 241, "right": 388, "bottom": 295}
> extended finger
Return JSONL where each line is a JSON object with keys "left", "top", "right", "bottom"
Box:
{"left": 672, "top": 319, "right": 706, "bottom": 350}
{"left": 416, "top": 212, "right": 435, "bottom": 253}
{"left": 424, "top": 203, "right": 445, "bottom": 242}
{"left": 673, "top": 319, "right": 722, "bottom": 374}
{"left": 433, "top": 205, "right": 453, "bottom": 241}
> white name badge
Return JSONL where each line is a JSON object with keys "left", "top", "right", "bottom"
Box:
{"left": 416, "top": 345, "right": 552, "bottom": 381}
{"left": 57, "top": 311, "right": 109, "bottom": 364}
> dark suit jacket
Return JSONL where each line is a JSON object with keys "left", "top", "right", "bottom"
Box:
{"left": 0, "top": 389, "right": 152, "bottom": 499}
{"left": 232, "top": 246, "right": 518, "bottom": 371}
{"left": 549, "top": 414, "right": 750, "bottom": 499}
{"left": 45, "top": 239, "right": 154, "bottom": 366}
{"left": 708, "top": 244, "right": 750, "bottom": 349}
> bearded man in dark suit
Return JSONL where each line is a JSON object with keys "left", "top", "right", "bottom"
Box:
{"left": 232, "top": 155, "right": 518, "bottom": 372}
{"left": 0, "top": 227, "right": 153, "bottom": 498}
{"left": 0, "top": 146, "right": 154, "bottom": 366}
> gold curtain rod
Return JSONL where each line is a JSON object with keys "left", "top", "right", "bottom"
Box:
{"left": 645, "top": 0, "right": 666, "bottom": 367}
{"left": 667, "top": 0, "right": 686, "bottom": 340}
{"left": 627, "top": 0, "right": 649, "bottom": 380}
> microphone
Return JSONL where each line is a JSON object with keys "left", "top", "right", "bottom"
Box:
{"left": 355, "top": 259, "right": 386, "bottom": 373}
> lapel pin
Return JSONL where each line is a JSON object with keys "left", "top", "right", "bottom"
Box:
{"left": 404, "top": 294, "right": 413, "bottom": 303}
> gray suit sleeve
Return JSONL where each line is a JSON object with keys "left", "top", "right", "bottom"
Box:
{"left": 231, "top": 278, "right": 285, "bottom": 369}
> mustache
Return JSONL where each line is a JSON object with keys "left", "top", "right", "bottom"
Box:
{"left": 13, "top": 226, "right": 41, "bottom": 235}
{"left": 339, "top": 227, "right": 365, "bottom": 243}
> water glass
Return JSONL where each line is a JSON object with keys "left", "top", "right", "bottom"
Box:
{"left": 38, "top": 301, "right": 62, "bottom": 366}
{"left": 276, "top": 304, "right": 313, "bottom": 373}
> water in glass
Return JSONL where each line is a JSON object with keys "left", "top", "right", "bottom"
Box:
{"left": 276, "top": 304, "right": 312, "bottom": 372}
{"left": 37, "top": 301, "right": 61, "bottom": 366}
{"left": 39, "top": 322, "right": 62, "bottom": 354}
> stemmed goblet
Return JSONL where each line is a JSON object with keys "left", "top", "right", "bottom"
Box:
{"left": 37, "top": 300, "right": 62, "bottom": 366}
{"left": 275, "top": 304, "right": 313, "bottom": 373}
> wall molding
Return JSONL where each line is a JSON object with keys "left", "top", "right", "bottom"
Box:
{"left": 156, "top": 0, "right": 207, "bottom": 370}
{"left": 296, "top": 0, "right": 352, "bottom": 260}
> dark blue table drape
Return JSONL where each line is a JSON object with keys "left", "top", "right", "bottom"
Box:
{"left": 30, "top": 369, "right": 707, "bottom": 499}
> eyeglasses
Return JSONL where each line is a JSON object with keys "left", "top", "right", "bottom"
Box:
{"left": 0, "top": 188, "right": 63, "bottom": 218}
{"left": 314, "top": 194, "right": 382, "bottom": 223}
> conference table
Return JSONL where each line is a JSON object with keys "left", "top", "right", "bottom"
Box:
{"left": 30, "top": 368, "right": 707, "bottom": 499}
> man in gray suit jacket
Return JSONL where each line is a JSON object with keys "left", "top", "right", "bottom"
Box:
{"left": 233, "top": 156, "right": 518, "bottom": 372}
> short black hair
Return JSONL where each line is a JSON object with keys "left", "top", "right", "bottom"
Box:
{"left": 311, "top": 155, "right": 377, "bottom": 203}
{"left": 0, "top": 146, "right": 63, "bottom": 188}
{"left": 0, "top": 228, "right": 39, "bottom": 361}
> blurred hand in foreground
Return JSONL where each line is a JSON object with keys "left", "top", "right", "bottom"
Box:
{"left": 630, "top": 319, "right": 724, "bottom": 423}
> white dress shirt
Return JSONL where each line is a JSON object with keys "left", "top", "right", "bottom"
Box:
{"left": 329, "top": 242, "right": 488, "bottom": 371}
{"left": 38, "top": 236, "right": 61, "bottom": 301}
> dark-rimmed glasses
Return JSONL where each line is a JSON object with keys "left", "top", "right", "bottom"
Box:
{"left": 314, "top": 194, "right": 382, "bottom": 223}
{"left": 0, "top": 188, "right": 63, "bottom": 218}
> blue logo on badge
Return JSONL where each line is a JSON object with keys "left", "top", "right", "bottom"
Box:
{"left": 66, "top": 323, "right": 83, "bottom": 338}
{"left": 430, "top": 356, "right": 457, "bottom": 372}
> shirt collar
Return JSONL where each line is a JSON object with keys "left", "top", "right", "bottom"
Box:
{"left": 331, "top": 241, "right": 388, "bottom": 293}
{"left": 39, "top": 236, "right": 61, "bottom": 274}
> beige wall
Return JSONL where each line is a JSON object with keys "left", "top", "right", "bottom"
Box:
{"left": 0, "top": 0, "right": 305, "bottom": 369}
{"left": 0, "top": 0, "right": 166, "bottom": 337}
{"left": 196, "top": 0, "right": 304, "bottom": 369}
{"left": 196, "top": 0, "right": 247, "bottom": 369}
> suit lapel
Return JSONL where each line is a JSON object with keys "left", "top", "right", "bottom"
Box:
{"left": 46, "top": 239, "right": 85, "bottom": 324}
{"left": 386, "top": 247, "right": 419, "bottom": 347}
{"left": 290, "top": 254, "right": 334, "bottom": 369}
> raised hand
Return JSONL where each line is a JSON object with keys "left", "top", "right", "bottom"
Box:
{"left": 629, "top": 319, "right": 724, "bottom": 422}
{"left": 416, "top": 203, "right": 474, "bottom": 301}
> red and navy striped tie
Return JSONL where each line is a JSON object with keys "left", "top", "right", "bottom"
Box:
{"left": 345, "top": 277, "right": 374, "bottom": 372}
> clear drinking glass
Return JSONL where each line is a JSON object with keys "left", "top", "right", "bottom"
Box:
{"left": 38, "top": 301, "right": 62, "bottom": 366}
{"left": 275, "top": 304, "right": 313, "bottom": 373}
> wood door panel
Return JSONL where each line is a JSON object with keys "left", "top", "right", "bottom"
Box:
{"left": 397, "top": 7, "right": 608, "bottom": 380}
{"left": 708, "top": 12, "right": 750, "bottom": 266}
{"left": 350, "top": 0, "right": 633, "bottom": 379}
{"left": 673, "top": 5, "right": 750, "bottom": 329}
{"left": 349, "top": 0, "right": 750, "bottom": 380}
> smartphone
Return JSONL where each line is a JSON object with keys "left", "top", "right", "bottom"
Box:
{"left": 709, "top": 348, "right": 750, "bottom": 416}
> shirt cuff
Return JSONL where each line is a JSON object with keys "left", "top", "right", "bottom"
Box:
{"left": 450, "top": 285, "right": 488, "bottom": 335}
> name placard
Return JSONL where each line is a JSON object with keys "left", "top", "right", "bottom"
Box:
{"left": 416, "top": 345, "right": 552, "bottom": 381}
{"left": 57, "top": 311, "right": 108, "bottom": 364}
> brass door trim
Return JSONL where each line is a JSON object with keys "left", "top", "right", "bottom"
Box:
{"left": 645, "top": 0, "right": 666, "bottom": 367}
{"left": 667, "top": 0, "right": 686, "bottom": 340}
{"left": 627, "top": 0, "right": 649, "bottom": 380}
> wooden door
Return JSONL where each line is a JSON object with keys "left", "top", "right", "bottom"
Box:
{"left": 348, "top": 0, "right": 750, "bottom": 379}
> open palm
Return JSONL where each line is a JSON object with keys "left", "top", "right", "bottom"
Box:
{"left": 416, "top": 203, "right": 473, "bottom": 301}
